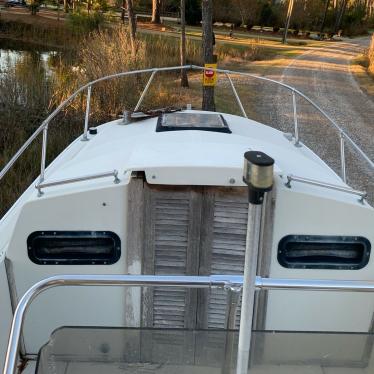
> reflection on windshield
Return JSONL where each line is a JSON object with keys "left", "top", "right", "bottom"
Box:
{"left": 37, "top": 327, "right": 374, "bottom": 373}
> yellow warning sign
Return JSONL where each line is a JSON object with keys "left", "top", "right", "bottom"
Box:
{"left": 203, "top": 63, "right": 217, "bottom": 87}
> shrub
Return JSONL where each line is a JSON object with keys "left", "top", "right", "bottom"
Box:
{"left": 341, "top": 23, "right": 368, "bottom": 37}
{"left": 25, "top": 0, "right": 41, "bottom": 15}
{"left": 185, "top": 0, "right": 201, "bottom": 25}
{"left": 367, "top": 15, "right": 374, "bottom": 28}
{"left": 67, "top": 12, "right": 104, "bottom": 35}
{"left": 368, "top": 35, "right": 374, "bottom": 76}
{"left": 268, "top": 3, "right": 282, "bottom": 29}
{"left": 341, "top": 3, "right": 367, "bottom": 36}
{"left": 0, "top": 19, "right": 78, "bottom": 47}
{"left": 93, "top": 0, "right": 108, "bottom": 12}
{"left": 259, "top": 2, "right": 272, "bottom": 27}
{"left": 246, "top": 21, "right": 254, "bottom": 31}
{"left": 216, "top": 39, "right": 264, "bottom": 61}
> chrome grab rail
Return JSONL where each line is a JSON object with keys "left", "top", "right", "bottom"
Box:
{"left": 0, "top": 65, "right": 373, "bottom": 190}
{"left": 256, "top": 276, "right": 374, "bottom": 291}
{"left": 285, "top": 174, "right": 367, "bottom": 202}
{"left": 5, "top": 274, "right": 374, "bottom": 374}
{"left": 36, "top": 170, "right": 120, "bottom": 196}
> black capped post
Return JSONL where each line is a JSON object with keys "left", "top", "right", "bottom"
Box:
{"left": 236, "top": 150, "right": 274, "bottom": 374}
{"left": 243, "top": 151, "right": 274, "bottom": 205}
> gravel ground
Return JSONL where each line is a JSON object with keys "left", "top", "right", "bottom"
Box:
{"left": 255, "top": 37, "right": 374, "bottom": 203}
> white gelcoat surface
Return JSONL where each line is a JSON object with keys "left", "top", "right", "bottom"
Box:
{"left": 0, "top": 110, "right": 373, "bottom": 360}
{"left": 7, "top": 184, "right": 129, "bottom": 353}
{"left": 266, "top": 182, "right": 374, "bottom": 332}
{"left": 0, "top": 262, "right": 13, "bottom": 373}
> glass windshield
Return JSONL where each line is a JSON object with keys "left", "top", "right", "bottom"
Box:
{"left": 36, "top": 327, "right": 374, "bottom": 373}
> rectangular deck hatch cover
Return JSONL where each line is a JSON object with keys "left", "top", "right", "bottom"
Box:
{"left": 27, "top": 231, "right": 121, "bottom": 265}
{"left": 156, "top": 112, "right": 231, "bottom": 133}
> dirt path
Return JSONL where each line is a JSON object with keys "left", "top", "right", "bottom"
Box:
{"left": 270, "top": 37, "right": 373, "bottom": 156}
{"left": 256, "top": 37, "right": 374, "bottom": 200}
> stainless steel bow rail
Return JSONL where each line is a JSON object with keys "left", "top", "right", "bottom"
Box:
{"left": 0, "top": 65, "right": 373, "bottom": 192}
{"left": 5, "top": 274, "right": 374, "bottom": 374}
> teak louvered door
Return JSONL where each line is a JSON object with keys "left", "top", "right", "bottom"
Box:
{"left": 141, "top": 183, "right": 248, "bottom": 329}
{"left": 198, "top": 187, "right": 248, "bottom": 329}
{"left": 142, "top": 186, "right": 202, "bottom": 328}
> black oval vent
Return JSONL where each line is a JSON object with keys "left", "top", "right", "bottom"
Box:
{"left": 27, "top": 231, "right": 121, "bottom": 265}
{"left": 278, "top": 235, "right": 371, "bottom": 270}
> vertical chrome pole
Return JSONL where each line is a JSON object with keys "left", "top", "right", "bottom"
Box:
{"left": 292, "top": 90, "right": 301, "bottom": 147}
{"left": 39, "top": 124, "right": 49, "bottom": 184}
{"left": 340, "top": 133, "right": 346, "bottom": 183}
{"left": 236, "top": 151, "right": 274, "bottom": 374}
{"left": 82, "top": 85, "right": 92, "bottom": 141}
{"left": 236, "top": 203, "right": 262, "bottom": 374}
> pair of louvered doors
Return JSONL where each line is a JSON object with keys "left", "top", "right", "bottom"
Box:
{"left": 126, "top": 176, "right": 250, "bottom": 330}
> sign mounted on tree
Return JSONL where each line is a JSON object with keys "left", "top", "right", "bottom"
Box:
{"left": 203, "top": 63, "right": 217, "bottom": 87}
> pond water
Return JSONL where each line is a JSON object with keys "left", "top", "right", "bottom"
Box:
{"left": 0, "top": 39, "right": 61, "bottom": 75}
{"left": 0, "top": 48, "right": 52, "bottom": 74}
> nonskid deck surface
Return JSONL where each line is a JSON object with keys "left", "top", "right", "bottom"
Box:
{"left": 34, "top": 327, "right": 374, "bottom": 374}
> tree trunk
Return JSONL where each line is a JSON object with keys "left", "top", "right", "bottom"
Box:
{"left": 334, "top": 0, "right": 348, "bottom": 33}
{"left": 152, "top": 0, "right": 162, "bottom": 24}
{"left": 202, "top": 0, "right": 215, "bottom": 111}
{"left": 63, "top": 0, "right": 68, "bottom": 13}
{"left": 282, "top": 0, "right": 294, "bottom": 44}
{"left": 57, "top": 0, "right": 60, "bottom": 20}
{"left": 234, "top": 0, "right": 245, "bottom": 26}
{"left": 320, "top": 0, "right": 330, "bottom": 35}
{"left": 126, "top": 0, "right": 137, "bottom": 56}
{"left": 121, "top": 0, "right": 126, "bottom": 23}
{"left": 180, "top": 0, "right": 189, "bottom": 87}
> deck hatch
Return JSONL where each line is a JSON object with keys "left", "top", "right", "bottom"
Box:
{"left": 156, "top": 112, "right": 231, "bottom": 133}
{"left": 27, "top": 231, "right": 121, "bottom": 265}
{"left": 278, "top": 235, "right": 371, "bottom": 270}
